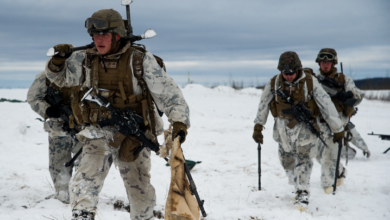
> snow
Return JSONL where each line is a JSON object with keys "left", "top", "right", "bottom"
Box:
{"left": 0, "top": 87, "right": 389, "bottom": 220}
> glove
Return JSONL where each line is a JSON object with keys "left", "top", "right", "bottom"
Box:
{"left": 252, "top": 124, "right": 263, "bottom": 144}
{"left": 335, "top": 91, "right": 353, "bottom": 102}
{"left": 172, "top": 122, "right": 187, "bottom": 143}
{"left": 363, "top": 150, "right": 371, "bottom": 158}
{"left": 333, "top": 131, "right": 345, "bottom": 143}
{"left": 51, "top": 44, "right": 73, "bottom": 66}
{"left": 46, "top": 105, "right": 61, "bottom": 118}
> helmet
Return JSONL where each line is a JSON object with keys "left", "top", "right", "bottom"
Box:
{"left": 316, "top": 48, "right": 338, "bottom": 64}
{"left": 85, "top": 9, "right": 126, "bottom": 37}
{"left": 277, "top": 51, "right": 302, "bottom": 73}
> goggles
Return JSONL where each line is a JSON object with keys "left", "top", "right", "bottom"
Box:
{"left": 282, "top": 64, "right": 296, "bottom": 76}
{"left": 85, "top": 18, "right": 123, "bottom": 30}
{"left": 317, "top": 52, "right": 335, "bottom": 61}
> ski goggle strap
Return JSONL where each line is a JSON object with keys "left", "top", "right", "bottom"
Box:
{"left": 85, "top": 18, "right": 123, "bottom": 30}
{"left": 317, "top": 52, "right": 335, "bottom": 61}
{"left": 282, "top": 64, "right": 295, "bottom": 76}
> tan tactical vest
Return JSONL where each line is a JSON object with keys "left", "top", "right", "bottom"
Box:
{"left": 269, "top": 73, "right": 320, "bottom": 128}
{"left": 71, "top": 45, "right": 157, "bottom": 137}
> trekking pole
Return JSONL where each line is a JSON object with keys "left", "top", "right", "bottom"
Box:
{"left": 258, "top": 143, "right": 261, "bottom": 190}
{"left": 332, "top": 141, "right": 343, "bottom": 195}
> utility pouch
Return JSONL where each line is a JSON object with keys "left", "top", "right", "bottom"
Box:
{"left": 343, "top": 105, "right": 355, "bottom": 118}
{"left": 269, "top": 100, "right": 277, "bottom": 117}
{"left": 287, "top": 119, "right": 299, "bottom": 129}
{"left": 119, "top": 136, "right": 141, "bottom": 162}
{"left": 109, "top": 132, "right": 127, "bottom": 149}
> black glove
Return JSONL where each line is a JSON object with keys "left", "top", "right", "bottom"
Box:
{"left": 51, "top": 44, "right": 73, "bottom": 66}
{"left": 46, "top": 106, "right": 61, "bottom": 118}
{"left": 363, "top": 150, "right": 371, "bottom": 158}
{"left": 335, "top": 91, "right": 353, "bottom": 102}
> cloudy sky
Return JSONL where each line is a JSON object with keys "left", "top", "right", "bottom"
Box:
{"left": 0, "top": 0, "right": 389, "bottom": 88}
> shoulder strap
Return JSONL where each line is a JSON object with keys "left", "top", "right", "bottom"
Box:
{"left": 305, "top": 73, "right": 314, "bottom": 93}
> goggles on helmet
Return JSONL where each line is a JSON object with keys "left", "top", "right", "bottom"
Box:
{"left": 282, "top": 64, "right": 296, "bottom": 76}
{"left": 317, "top": 52, "right": 335, "bottom": 61}
{"left": 85, "top": 18, "right": 123, "bottom": 30}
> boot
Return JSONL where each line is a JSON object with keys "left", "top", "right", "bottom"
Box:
{"left": 71, "top": 209, "right": 95, "bottom": 220}
{"left": 293, "top": 190, "right": 309, "bottom": 212}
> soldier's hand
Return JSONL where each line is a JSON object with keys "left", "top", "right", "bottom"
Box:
{"left": 46, "top": 105, "right": 61, "bottom": 118}
{"left": 335, "top": 91, "right": 353, "bottom": 102}
{"left": 252, "top": 124, "right": 263, "bottom": 144}
{"left": 172, "top": 122, "right": 187, "bottom": 143}
{"left": 333, "top": 131, "right": 345, "bottom": 143}
{"left": 363, "top": 150, "right": 371, "bottom": 158}
{"left": 51, "top": 44, "right": 73, "bottom": 66}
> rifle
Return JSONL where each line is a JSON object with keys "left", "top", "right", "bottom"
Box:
{"left": 368, "top": 132, "right": 390, "bottom": 153}
{"left": 46, "top": 0, "right": 156, "bottom": 57}
{"left": 44, "top": 87, "right": 82, "bottom": 167}
{"left": 316, "top": 62, "right": 359, "bottom": 107}
{"left": 272, "top": 86, "right": 328, "bottom": 148}
{"left": 81, "top": 88, "right": 159, "bottom": 155}
{"left": 83, "top": 88, "right": 207, "bottom": 217}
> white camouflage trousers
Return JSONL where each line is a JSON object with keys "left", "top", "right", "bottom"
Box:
{"left": 69, "top": 138, "right": 156, "bottom": 220}
{"left": 44, "top": 120, "right": 82, "bottom": 202}
{"left": 278, "top": 142, "right": 315, "bottom": 192}
{"left": 313, "top": 121, "right": 345, "bottom": 187}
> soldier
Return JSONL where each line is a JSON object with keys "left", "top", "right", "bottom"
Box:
{"left": 313, "top": 48, "right": 364, "bottom": 193}
{"left": 45, "top": 9, "right": 190, "bottom": 220}
{"left": 27, "top": 71, "right": 82, "bottom": 204}
{"left": 252, "top": 51, "right": 344, "bottom": 211}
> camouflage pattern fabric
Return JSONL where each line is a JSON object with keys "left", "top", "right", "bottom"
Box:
{"left": 348, "top": 127, "right": 369, "bottom": 151}
{"left": 316, "top": 48, "right": 338, "bottom": 64}
{"left": 278, "top": 143, "right": 315, "bottom": 192}
{"left": 69, "top": 138, "right": 155, "bottom": 220}
{"left": 312, "top": 120, "right": 345, "bottom": 188}
{"left": 316, "top": 69, "right": 364, "bottom": 126}
{"left": 27, "top": 71, "right": 50, "bottom": 118}
{"left": 277, "top": 51, "right": 302, "bottom": 71}
{"left": 255, "top": 71, "right": 344, "bottom": 193}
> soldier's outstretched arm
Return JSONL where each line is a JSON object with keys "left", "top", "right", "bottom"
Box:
{"left": 27, "top": 71, "right": 50, "bottom": 118}
{"left": 344, "top": 75, "right": 364, "bottom": 106}
{"left": 45, "top": 51, "right": 86, "bottom": 88}
{"left": 254, "top": 79, "right": 273, "bottom": 126}
{"left": 142, "top": 51, "right": 190, "bottom": 128}
{"left": 312, "top": 77, "right": 344, "bottom": 133}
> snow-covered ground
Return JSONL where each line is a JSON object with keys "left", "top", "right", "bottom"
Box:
{"left": 0, "top": 86, "right": 389, "bottom": 220}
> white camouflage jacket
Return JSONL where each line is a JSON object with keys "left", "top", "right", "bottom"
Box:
{"left": 254, "top": 72, "right": 344, "bottom": 151}
{"left": 316, "top": 69, "right": 364, "bottom": 126}
{"left": 45, "top": 42, "right": 190, "bottom": 141}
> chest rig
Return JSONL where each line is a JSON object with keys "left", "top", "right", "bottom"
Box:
{"left": 269, "top": 73, "right": 320, "bottom": 128}
{"left": 72, "top": 44, "right": 157, "bottom": 137}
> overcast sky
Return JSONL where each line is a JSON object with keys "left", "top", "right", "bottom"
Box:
{"left": 0, "top": 0, "right": 389, "bottom": 88}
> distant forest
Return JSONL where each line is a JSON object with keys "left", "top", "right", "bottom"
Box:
{"left": 354, "top": 77, "right": 390, "bottom": 90}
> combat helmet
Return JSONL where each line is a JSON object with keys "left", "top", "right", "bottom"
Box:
{"left": 316, "top": 48, "right": 338, "bottom": 64}
{"left": 85, "top": 9, "right": 127, "bottom": 37}
{"left": 277, "top": 51, "right": 302, "bottom": 74}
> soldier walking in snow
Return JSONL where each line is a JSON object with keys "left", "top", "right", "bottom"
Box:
{"left": 27, "top": 71, "right": 83, "bottom": 204}
{"left": 312, "top": 48, "right": 364, "bottom": 194}
{"left": 252, "top": 51, "right": 344, "bottom": 211}
{"left": 45, "top": 9, "right": 189, "bottom": 220}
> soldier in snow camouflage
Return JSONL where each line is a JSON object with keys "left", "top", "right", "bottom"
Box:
{"left": 45, "top": 9, "right": 190, "bottom": 220}
{"left": 27, "top": 71, "right": 82, "bottom": 204}
{"left": 252, "top": 51, "right": 344, "bottom": 211}
{"left": 313, "top": 48, "right": 364, "bottom": 194}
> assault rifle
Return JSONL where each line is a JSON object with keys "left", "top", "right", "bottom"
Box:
{"left": 44, "top": 87, "right": 79, "bottom": 139}
{"left": 316, "top": 63, "right": 359, "bottom": 107}
{"left": 272, "top": 86, "right": 328, "bottom": 147}
{"left": 368, "top": 132, "right": 390, "bottom": 154}
{"left": 81, "top": 88, "right": 159, "bottom": 155}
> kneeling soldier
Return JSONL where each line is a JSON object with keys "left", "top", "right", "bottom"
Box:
{"left": 252, "top": 51, "right": 344, "bottom": 211}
